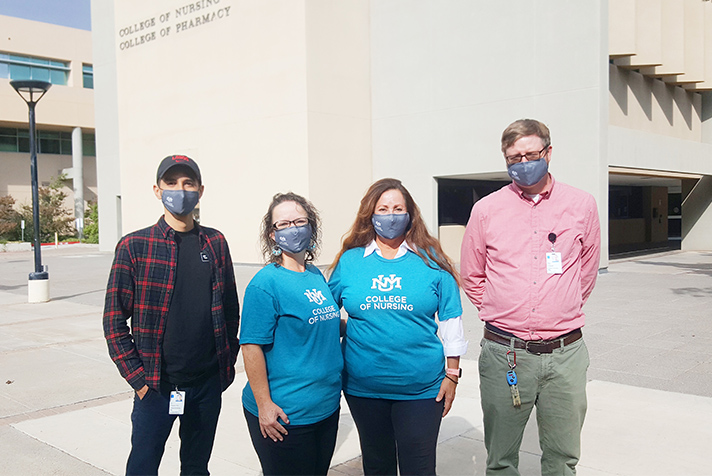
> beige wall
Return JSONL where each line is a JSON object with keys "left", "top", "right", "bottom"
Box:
{"left": 369, "top": 0, "right": 610, "bottom": 267}
{"left": 610, "top": 66, "right": 703, "bottom": 141}
{"left": 0, "top": 15, "right": 96, "bottom": 230}
{"left": 610, "top": 0, "right": 712, "bottom": 89}
{"left": 0, "top": 15, "right": 94, "bottom": 129}
{"left": 304, "top": 0, "right": 372, "bottom": 261}
{"left": 107, "top": 0, "right": 373, "bottom": 263}
{"left": 97, "top": 0, "right": 614, "bottom": 265}
{"left": 95, "top": 0, "right": 712, "bottom": 262}
{"left": 683, "top": 175, "right": 712, "bottom": 250}
{"left": 608, "top": 0, "right": 712, "bottom": 252}
{"left": 1, "top": 152, "right": 97, "bottom": 211}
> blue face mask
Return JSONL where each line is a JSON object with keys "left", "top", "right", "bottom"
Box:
{"left": 275, "top": 224, "right": 312, "bottom": 254}
{"left": 371, "top": 213, "right": 410, "bottom": 240}
{"left": 507, "top": 158, "right": 549, "bottom": 187}
{"left": 161, "top": 189, "right": 200, "bottom": 216}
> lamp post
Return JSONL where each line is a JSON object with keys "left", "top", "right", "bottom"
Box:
{"left": 10, "top": 79, "right": 52, "bottom": 303}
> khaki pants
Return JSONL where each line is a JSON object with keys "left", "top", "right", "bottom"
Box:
{"left": 478, "top": 336, "right": 589, "bottom": 476}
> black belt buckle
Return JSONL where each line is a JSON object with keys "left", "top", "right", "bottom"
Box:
{"left": 525, "top": 340, "right": 549, "bottom": 355}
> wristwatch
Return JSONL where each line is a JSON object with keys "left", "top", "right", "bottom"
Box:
{"left": 446, "top": 368, "right": 462, "bottom": 377}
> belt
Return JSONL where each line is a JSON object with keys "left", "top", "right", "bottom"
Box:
{"left": 483, "top": 328, "right": 582, "bottom": 355}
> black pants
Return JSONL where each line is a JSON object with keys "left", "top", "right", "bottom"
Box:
{"left": 345, "top": 394, "right": 444, "bottom": 476}
{"left": 244, "top": 407, "right": 339, "bottom": 476}
{"left": 126, "top": 373, "right": 222, "bottom": 476}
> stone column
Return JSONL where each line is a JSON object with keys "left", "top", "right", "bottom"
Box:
{"left": 71, "top": 126, "right": 84, "bottom": 239}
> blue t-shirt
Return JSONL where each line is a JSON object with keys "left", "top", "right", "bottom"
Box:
{"left": 329, "top": 248, "right": 462, "bottom": 399}
{"left": 240, "top": 263, "right": 343, "bottom": 425}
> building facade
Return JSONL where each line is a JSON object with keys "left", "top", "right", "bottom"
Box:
{"left": 0, "top": 14, "right": 96, "bottom": 238}
{"left": 92, "top": 0, "right": 712, "bottom": 265}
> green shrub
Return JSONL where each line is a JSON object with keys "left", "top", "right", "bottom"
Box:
{"left": 0, "top": 195, "right": 21, "bottom": 241}
{"left": 83, "top": 200, "right": 99, "bottom": 244}
{"left": 19, "top": 174, "right": 75, "bottom": 243}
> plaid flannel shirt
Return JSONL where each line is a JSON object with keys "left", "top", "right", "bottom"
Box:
{"left": 103, "top": 216, "right": 240, "bottom": 392}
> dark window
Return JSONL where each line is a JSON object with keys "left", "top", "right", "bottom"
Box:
{"left": 83, "top": 64, "right": 93, "bottom": 89}
{"left": 437, "top": 179, "right": 509, "bottom": 226}
{"left": 609, "top": 186, "right": 644, "bottom": 219}
{"left": 0, "top": 128, "right": 95, "bottom": 156}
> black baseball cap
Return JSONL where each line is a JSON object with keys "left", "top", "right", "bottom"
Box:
{"left": 156, "top": 155, "right": 202, "bottom": 184}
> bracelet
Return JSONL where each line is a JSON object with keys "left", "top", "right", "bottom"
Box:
{"left": 446, "top": 368, "right": 462, "bottom": 377}
{"left": 445, "top": 375, "right": 458, "bottom": 385}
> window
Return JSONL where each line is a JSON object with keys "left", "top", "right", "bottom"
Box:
{"left": 83, "top": 64, "right": 93, "bottom": 89}
{"left": 0, "top": 128, "right": 18, "bottom": 152}
{"left": 0, "top": 52, "right": 70, "bottom": 85}
{"left": 82, "top": 134, "right": 96, "bottom": 155}
{"left": 0, "top": 128, "right": 96, "bottom": 156}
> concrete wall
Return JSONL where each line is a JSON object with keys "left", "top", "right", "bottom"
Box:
{"left": 91, "top": 0, "right": 122, "bottom": 250}
{"left": 106, "top": 0, "right": 311, "bottom": 261}
{"left": 97, "top": 0, "right": 375, "bottom": 263}
{"left": 683, "top": 175, "right": 712, "bottom": 250}
{"left": 609, "top": 66, "right": 703, "bottom": 141}
{"left": 94, "top": 0, "right": 615, "bottom": 265}
{"left": 304, "top": 0, "right": 372, "bottom": 260}
{"left": 369, "top": 0, "right": 609, "bottom": 266}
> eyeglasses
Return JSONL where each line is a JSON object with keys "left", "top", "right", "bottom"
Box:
{"left": 273, "top": 217, "right": 309, "bottom": 230}
{"left": 504, "top": 145, "right": 549, "bottom": 165}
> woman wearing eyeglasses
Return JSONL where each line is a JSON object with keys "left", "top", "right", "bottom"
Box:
{"left": 328, "top": 178, "right": 467, "bottom": 476}
{"left": 240, "top": 192, "right": 343, "bottom": 476}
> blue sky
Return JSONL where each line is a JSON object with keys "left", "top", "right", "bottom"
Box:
{"left": 0, "top": 0, "right": 91, "bottom": 31}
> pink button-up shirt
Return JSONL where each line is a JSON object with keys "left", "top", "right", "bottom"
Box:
{"left": 460, "top": 176, "right": 601, "bottom": 340}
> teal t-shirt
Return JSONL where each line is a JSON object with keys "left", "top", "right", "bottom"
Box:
{"left": 328, "top": 248, "right": 462, "bottom": 399}
{"left": 240, "top": 263, "right": 343, "bottom": 425}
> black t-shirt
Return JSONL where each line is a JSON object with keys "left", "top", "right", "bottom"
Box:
{"left": 161, "top": 227, "right": 218, "bottom": 386}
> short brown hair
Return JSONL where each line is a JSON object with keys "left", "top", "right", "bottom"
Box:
{"left": 501, "top": 119, "right": 551, "bottom": 153}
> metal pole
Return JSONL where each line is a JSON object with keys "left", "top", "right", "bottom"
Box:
{"left": 28, "top": 101, "right": 46, "bottom": 279}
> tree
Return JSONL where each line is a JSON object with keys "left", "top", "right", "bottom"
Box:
{"left": 19, "top": 175, "right": 75, "bottom": 243}
{"left": 0, "top": 195, "right": 21, "bottom": 241}
{"left": 83, "top": 200, "right": 99, "bottom": 244}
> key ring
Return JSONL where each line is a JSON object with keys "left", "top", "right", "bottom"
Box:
{"left": 506, "top": 349, "right": 516, "bottom": 369}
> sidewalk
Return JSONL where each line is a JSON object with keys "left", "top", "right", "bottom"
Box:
{"left": 1, "top": 246, "right": 711, "bottom": 475}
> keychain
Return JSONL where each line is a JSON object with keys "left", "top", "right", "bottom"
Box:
{"left": 506, "top": 349, "right": 521, "bottom": 408}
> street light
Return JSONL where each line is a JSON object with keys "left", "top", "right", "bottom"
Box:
{"left": 10, "top": 79, "right": 52, "bottom": 303}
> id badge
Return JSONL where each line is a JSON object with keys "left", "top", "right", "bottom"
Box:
{"left": 546, "top": 252, "right": 563, "bottom": 274}
{"left": 169, "top": 390, "right": 186, "bottom": 415}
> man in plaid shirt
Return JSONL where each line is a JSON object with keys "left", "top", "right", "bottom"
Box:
{"left": 103, "top": 155, "right": 240, "bottom": 476}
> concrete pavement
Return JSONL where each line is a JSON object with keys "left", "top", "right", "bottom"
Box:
{"left": 1, "top": 245, "right": 711, "bottom": 475}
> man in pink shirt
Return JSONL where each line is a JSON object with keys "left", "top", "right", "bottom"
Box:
{"left": 460, "top": 119, "right": 600, "bottom": 476}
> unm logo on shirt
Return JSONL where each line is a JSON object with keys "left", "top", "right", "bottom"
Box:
{"left": 371, "top": 274, "right": 402, "bottom": 292}
{"left": 304, "top": 288, "right": 326, "bottom": 305}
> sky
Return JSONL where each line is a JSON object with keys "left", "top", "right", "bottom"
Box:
{"left": 0, "top": 0, "right": 91, "bottom": 31}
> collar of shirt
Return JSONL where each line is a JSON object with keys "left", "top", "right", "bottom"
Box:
{"left": 158, "top": 215, "right": 205, "bottom": 244}
{"left": 510, "top": 174, "right": 555, "bottom": 203}
{"left": 363, "top": 239, "right": 415, "bottom": 259}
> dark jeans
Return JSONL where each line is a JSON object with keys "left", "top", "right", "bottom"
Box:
{"left": 244, "top": 407, "right": 339, "bottom": 476}
{"left": 126, "top": 372, "right": 222, "bottom": 476}
{"left": 345, "top": 394, "right": 444, "bottom": 476}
